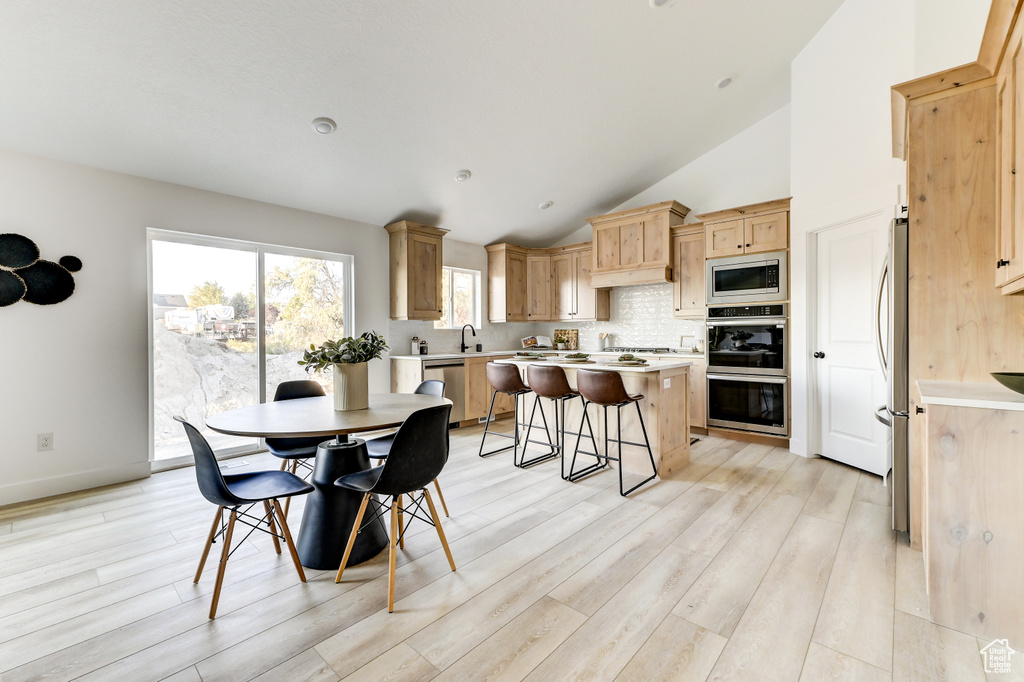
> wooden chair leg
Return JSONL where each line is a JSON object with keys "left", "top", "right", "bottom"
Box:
{"left": 195, "top": 506, "right": 223, "bottom": 583}
{"left": 279, "top": 459, "right": 287, "bottom": 471}
{"left": 424, "top": 489, "right": 456, "bottom": 572}
{"left": 271, "top": 499, "right": 306, "bottom": 582}
{"left": 432, "top": 478, "right": 449, "bottom": 517}
{"left": 263, "top": 501, "right": 282, "bottom": 554}
{"left": 335, "top": 493, "right": 371, "bottom": 583}
{"left": 397, "top": 494, "right": 405, "bottom": 549}
{"left": 388, "top": 499, "right": 399, "bottom": 613}
{"left": 209, "top": 508, "right": 237, "bottom": 619}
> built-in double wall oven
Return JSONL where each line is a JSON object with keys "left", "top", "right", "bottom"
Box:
{"left": 706, "top": 303, "right": 788, "bottom": 436}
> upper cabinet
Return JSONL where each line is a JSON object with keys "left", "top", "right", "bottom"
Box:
{"left": 550, "top": 245, "right": 609, "bottom": 322}
{"left": 488, "top": 242, "right": 609, "bottom": 323}
{"left": 526, "top": 254, "right": 552, "bottom": 321}
{"left": 996, "top": 18, "right": 1024, "bottom": 293}
{"left": 587, "top": 201, "right": 690, "bottom": 287}
{"left": 672, "top": 224, "right": 705, "bottom": 318}
{"left": 384, "top": 221, "right": 449, "bottom": 321}
{"left": 486, "top": 243, "right": 529, "bottom": 323}
{"left": 699, "top": 199, "right": 790, "bottom": 259}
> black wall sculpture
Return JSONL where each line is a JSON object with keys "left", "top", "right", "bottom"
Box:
{"left": 0, "top": 233, "right": 82, "bottom": 307}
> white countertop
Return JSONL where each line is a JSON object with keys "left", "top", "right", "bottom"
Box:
{"left": 496, "top": 357, "right": 693, "bottom": 373}
{"left": 918, "top": 380, "right": 1024, "bottom": 411}
{"left": 391, "top": 349, "right": 705, "bottom": 361}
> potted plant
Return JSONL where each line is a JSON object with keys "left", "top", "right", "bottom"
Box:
{"left": 299, "top": 331, "right": 389, "bottom": 411}
{"left": 554, "top": 334, "right": 566, "bottom": 350}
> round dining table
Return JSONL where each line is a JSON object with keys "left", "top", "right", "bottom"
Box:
{"left": 206, "top": 393, "right": 451, "bottom": 570}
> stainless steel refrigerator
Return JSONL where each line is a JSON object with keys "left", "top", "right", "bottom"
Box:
{"left": 874, "top": 215, "right": 909, "bottom": 532}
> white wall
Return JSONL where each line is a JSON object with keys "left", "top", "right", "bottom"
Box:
{"left": 0, "top": 148, "right": 390, "bottom": 505}
{"left": 789, "top": 0, "right": 915, "bottom": 457}
{"left": 788, "top": 0, "right": 989, "bottom": 457}
{"left": 553, "top": 105, "right": 792, "bottom": 245}
{"left": 915, "top": 0, "right": 991, "bottom": 76}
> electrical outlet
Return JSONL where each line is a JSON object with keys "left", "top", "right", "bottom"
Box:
{"left": 37, "top": 433, "right": 54, "bottom": 451}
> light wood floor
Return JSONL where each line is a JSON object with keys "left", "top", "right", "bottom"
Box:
{"left": 0, "top": 425, "right": 1015, "bottom": 681}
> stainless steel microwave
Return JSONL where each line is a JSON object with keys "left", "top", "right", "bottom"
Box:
{"left": 706, "top": 250, "right": 788, "bottom": 305}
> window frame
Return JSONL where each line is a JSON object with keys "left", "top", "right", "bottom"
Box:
{"left": 147, "top": 228, "right": 355, "bottom": 470}
{"left": 434, "top": 265, "right": 481, "bottom": 330}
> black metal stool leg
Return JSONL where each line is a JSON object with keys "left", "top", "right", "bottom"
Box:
{"left": 479, "top": 390, "right": 519, "bottom": 458}
{"left": 516, "top": 393, "right": 559, "bottom": 468}
{"left": 566, "top": 400, "right": 606, "bottom": 482}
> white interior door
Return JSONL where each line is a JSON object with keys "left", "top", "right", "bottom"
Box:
{"left": 814, "top": 216, "right": 889, "bottom": 475}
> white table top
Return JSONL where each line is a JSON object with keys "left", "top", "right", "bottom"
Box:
{"left": 205, "top": 393, "right": 451, "bottom": 438}
{"left": 917, "top": 380, "right": 1024, "bottom": 411}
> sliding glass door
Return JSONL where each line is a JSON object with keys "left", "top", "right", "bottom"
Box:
{"left": 149, "top": 231, "right": 353, "bottom": 463}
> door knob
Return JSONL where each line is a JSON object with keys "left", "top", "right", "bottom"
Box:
{"left": 813, "top": 351, "right": 825, "bottom": 359}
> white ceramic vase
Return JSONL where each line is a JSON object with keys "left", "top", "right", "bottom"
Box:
{"left": 332, "top": 362, "right": 369, "bottom": 411}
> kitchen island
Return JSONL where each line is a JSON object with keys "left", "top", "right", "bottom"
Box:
{"left": 495, "top": 357, "right": 692, "bottom": 477}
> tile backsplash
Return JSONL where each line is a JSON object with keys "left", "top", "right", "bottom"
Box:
{"left": 538, "top": 282, "right": 703, "bottom": 351}
{"left": 388, "top": 282, "right": 703, "bottom": 355}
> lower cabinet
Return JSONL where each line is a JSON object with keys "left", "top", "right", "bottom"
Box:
{"left": 464, "top": 356, "right": 514, "bottom": 420}
{"left": 688, "top": 357, "right": 707, "bottom": 430}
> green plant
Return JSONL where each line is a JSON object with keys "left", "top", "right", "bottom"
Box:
{"left": 554, "top": 334, "right": 566, "bottom": 344}
{"left": 299, "top": 331, "right": 389, "bottom": 373}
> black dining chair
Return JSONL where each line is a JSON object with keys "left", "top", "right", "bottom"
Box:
{"left": 364, "top": 379, "right": 450, "bottom": 516}
{"left": 265, "top": 380, "right": 326, "bottom": 516}
{"left": 333, "top": 403, "right": 456, "bottom": 613}
{"left": 175, "top": 416, "right": 314, "bottom": 619}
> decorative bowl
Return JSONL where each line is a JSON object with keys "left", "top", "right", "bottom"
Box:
{"left": 991, "top": 372, "right": 1024, "bottom": 395}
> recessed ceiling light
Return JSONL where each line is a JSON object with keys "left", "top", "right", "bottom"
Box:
{"left": 454, "top": 170, "right": 472, "bottom": 182}
{"left": 715, "top": 77, "right": 733, "bottom": 90}
{"left": 649, "top": 0, "right": 673, "bottom": 7}
{"left": 539, "top": 201, "right": 554, "bottom": 210}
{"left": 312, "top": 117, "right": 336, "bottom": 134}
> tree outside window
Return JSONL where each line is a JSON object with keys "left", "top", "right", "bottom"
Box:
{"left": 435, "top": 267, "right": 480, "bottom": 329}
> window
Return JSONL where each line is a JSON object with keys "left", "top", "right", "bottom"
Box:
{"left": 434, "top": 267, "right": 480, "bottom": 329}
{"left": 148, "top": 230, "right": 354, "bottom": 463}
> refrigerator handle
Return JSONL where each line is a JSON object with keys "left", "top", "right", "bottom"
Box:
{"left": 874, "top": 261, "right": 888, "bottom": 376}
{"left": 874, "top": 405, "right": 892, "bottom": 427}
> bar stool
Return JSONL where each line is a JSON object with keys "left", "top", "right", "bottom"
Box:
{"left": 526, "top": 364, "right": 595, "bottom": 479}
{"left": 478, "top": 362, "right": 557, "bottom": 467}
{"left": 569, "top": 369, "right": 658, "bottom": 496}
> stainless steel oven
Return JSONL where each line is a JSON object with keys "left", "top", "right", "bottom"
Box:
{"left": 707, "top": 304, "right": 787, "bottom": 376}
{"left": 707, "top": 373, "right": 788, "bottom": 436}
{"left": 706, "top": 303, "right": 789, "bottom": 436}
{"left": 706, "top": 250, "right": 788, "bottom": 305}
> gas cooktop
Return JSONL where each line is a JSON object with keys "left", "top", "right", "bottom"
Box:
{"left": 604, "top": 347, "right": 673, "bottom": 353}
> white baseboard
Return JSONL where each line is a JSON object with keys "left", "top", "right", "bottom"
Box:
{"left": 0, "top": 462, "right": 151, "bottom": 508}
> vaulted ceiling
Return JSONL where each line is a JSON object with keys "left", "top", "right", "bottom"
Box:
{"left": 0, "top": 0, "right": 844, "bottom": 245}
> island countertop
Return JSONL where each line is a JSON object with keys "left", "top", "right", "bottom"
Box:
{"left": 495, "top": 357, "right": 693, "bottom": 373}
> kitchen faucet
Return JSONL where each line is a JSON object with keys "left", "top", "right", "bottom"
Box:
{"left": 460, "top": 324, "right": 477, "bottom": 353}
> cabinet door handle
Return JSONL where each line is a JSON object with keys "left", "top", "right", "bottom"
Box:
{"left": 746, "top": 243, "right": 751, "bottom": 247}
{"left": 997, "top": 259, "right": 1010, "bottom": 268}
{"left": 813, "top": 351, "right": 825, "bottom": 359}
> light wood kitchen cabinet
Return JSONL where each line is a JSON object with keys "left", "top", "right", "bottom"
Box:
{"left": 547, "top": 244, "right": 610, "bottom": 322}
{"left": 486, "top": 244, "right": 529, "bottom": 322}
{"left": 688, "top": 357, "right": 707, "bottom": 430}
{"left": 572, "top": 247, "right": 609, "bottom": 321}
{"left": 464, "top": 355, "right": 514, "bottom": 420}
{"left": 671, "top": 224, "right": 705, "bottom": 318}
{"left": 918, "top": 391, "right": 1024, "bottom": 647}
{"left": 587, "top": 200, "right": 690, "bottom": 287}
{"left": 698, "top": 200, "right": 790, "bottom": 259}
{"left": 384, "top": 221, "right": 449, "bottom": 320}
{"left": 550, "top": 253, "right": 573, "bottom": 321}
{"left": 526, "top": 254, "right": 551, "bottom": 321}
{"left": 996, "top": 20, "right": 1024, "bottom": 292}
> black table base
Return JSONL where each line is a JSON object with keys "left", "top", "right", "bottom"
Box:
{"left": 295, "top": 438, "right": 389, "bottom": 570}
